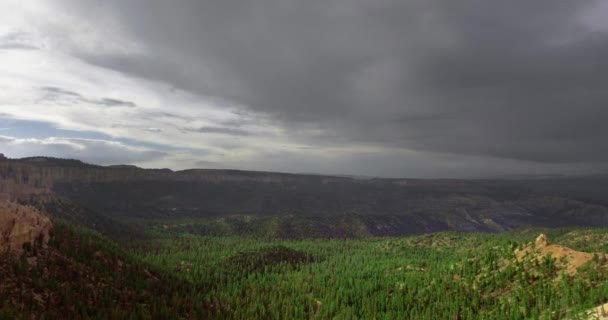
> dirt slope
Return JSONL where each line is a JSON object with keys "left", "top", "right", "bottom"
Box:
{"left": 585, "top": 303, "right": 608, "bottom": 320}
{"left": 516, "top": 234, "right": 604, "bottom": 276}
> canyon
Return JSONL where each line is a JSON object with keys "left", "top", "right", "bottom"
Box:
{"left": 2, "top": 156, "right": 608, "bottom": 238}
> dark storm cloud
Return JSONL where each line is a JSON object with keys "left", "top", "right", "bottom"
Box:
{"left": 59, "top": 0, "right": 608, "bottom": 165}
{"left": 40, "top": 86, "right": 137, "bottom": 108}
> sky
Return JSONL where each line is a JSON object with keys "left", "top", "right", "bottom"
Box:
{"left": 0, "top": 0, "right": 607, "bottom": 178}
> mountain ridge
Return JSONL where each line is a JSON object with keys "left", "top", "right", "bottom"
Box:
{"left": 3, "top": 155, "right": 608, "bottom": 238}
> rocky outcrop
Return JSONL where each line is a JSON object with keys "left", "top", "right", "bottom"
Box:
{"left": 0, "top": 201, "right": 52, "bottom": 252}
{"left": 535, "top": 233, "right": 550, "bottom": 247}
{"left": 517, "top": 234, "right": 603, "bottom": 276}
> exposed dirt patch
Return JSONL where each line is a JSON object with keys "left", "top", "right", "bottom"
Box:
{"left": 516, "top": 234, "right": 604, "bottom": 276}
{"left": 584, "top": 303, "right": 608, "bottom": 320}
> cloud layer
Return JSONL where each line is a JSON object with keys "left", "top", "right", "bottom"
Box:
{"left": 0, "top": 0, "right": 607, "bottom": 177}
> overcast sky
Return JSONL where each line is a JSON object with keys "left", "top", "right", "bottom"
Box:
{"left": 0, "top": 0, "right": 607, "bottom": 178}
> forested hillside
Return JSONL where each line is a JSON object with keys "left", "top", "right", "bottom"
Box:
{"left": 3, "top": 220, "right": 608, "bottom": 319}
{"left": 0, "top": 221, "right": 214, "bottom": 319}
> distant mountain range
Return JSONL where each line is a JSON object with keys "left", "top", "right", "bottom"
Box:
{"left": 2, "top": 155, "right": 608, "bottom": 238}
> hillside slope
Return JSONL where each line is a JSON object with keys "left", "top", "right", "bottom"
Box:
{"left": 0, "top": 221, "right": 214, "bottom": 319}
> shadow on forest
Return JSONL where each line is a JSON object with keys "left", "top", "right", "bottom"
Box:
{"left": 223, "top": 245, "right": 316, "bottom": 276}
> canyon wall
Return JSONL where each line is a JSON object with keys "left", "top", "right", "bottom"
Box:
{"left": 2, "top": 155, "right": 608, "bottom": 238}
{"left": 0, "top": 157, "right": 352, "bottom": 200}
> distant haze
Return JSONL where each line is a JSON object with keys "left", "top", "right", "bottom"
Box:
{"left": 1, "top": 0, "right": 607, "bottom": 178}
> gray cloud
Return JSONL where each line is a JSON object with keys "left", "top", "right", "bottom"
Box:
{"left": 27, "top": 0, "right": 608, "bottom": 174}
{"left": 190, "top": 126, "right": 250, "bottom": 136}
{"left": 111, "top": 123, "right": 163, "bottom": 133}
{"left": 194, "top": 160, "right": 218, "bottom": 168}
{"left": 40, "top": 86, "right": 137, "bottom": 108}
{"left": 98, "top": 98, "right": 136, "bottom": 108}
{"left": 40, "top": 86, "right": 81, "bottom": 99}
{"left": 0, "top": 31, "right": 42, "bottom": 50}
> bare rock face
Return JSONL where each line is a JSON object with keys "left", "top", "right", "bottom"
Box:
{"left": 0, "top": 201, "right": 52, "bottom": 252}
{"left": 535, "top": 233, "right": 550, "bottom": 247}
